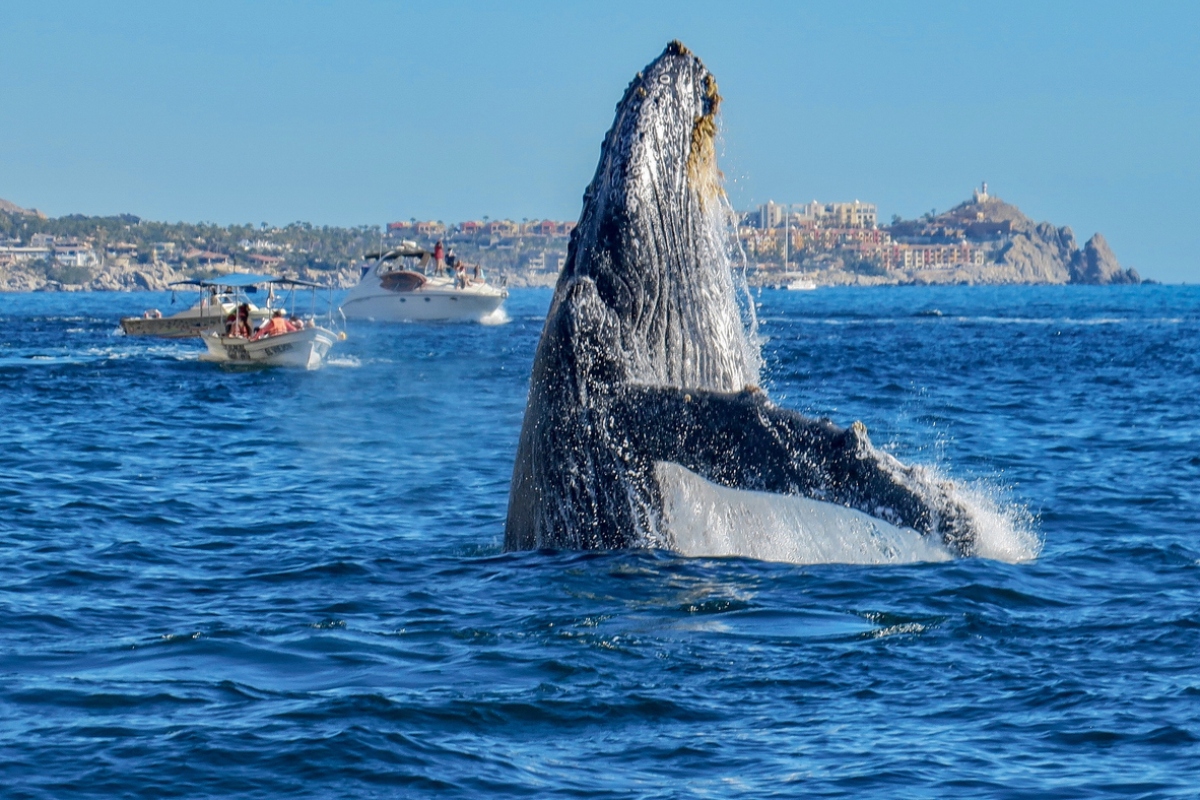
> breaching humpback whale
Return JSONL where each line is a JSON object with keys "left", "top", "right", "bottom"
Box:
{"left": 505, "top": 41, "right": 980, "bottom": 557}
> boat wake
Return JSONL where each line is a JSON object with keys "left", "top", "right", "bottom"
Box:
{"left": 479, "top": 307, "right": 511, "bottom": 326}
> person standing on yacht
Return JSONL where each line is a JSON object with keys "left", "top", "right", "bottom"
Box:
{"left": 433, "top": 240, "right": 445, "bottom": 274}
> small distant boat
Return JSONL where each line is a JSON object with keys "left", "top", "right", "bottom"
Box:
{"left": 770, "top": 275, "right": 818, "bottom": 291}
{"left": 341, "top": 243, "right": 508, "bottom": 323}
{"left": 190, "top": 274, "right": 343, "bottom": 370}
{"left": 119, "top": 277, "right": 277, "bottom": 338}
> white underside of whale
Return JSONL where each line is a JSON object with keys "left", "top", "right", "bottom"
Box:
{"left": 656, "top": 462, "right": 954, "bottom": 565}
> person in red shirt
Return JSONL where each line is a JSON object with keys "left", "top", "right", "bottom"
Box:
{"left": 433, "top": 240, "right": 445, "bottom": 273}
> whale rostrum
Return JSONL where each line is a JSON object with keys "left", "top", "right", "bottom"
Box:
{"left": 505, "top": 41, "right": 980, "bottom": 556}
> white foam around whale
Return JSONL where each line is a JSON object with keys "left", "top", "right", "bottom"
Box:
{"left": 657, "top": 462, "right": 954, "bottom": 565}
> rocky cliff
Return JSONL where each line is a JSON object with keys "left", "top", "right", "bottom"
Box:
{"left": 0, "top": 259, "right": 186, "bottom": 292}
{"left": 943, "top": 196, "right": 1137, "bottom": 285}
{"left": 1070, "top": 233, "right": 1140, "bottom": 284}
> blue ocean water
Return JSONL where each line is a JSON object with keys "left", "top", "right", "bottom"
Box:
{"left": 1, "top": 285, "right": 1198, "bottom": 798}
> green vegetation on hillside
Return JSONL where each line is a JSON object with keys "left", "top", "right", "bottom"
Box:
{"left": 1, "top": 211, "right": 382, "bottom": 273}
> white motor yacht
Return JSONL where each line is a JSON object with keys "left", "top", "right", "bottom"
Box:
{"left": 340, "top": 243, "right": 507, "bottom": 323}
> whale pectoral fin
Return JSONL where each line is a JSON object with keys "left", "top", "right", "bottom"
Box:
{"left": 608, "top": 386, "right": 977, "bottom": 554}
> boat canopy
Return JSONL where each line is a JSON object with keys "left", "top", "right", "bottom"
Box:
{"left": 170, "top": 272, "right": 326, "bottom": 289}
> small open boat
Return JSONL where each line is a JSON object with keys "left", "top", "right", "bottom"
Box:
{"left": 193, "top": 274, "right": 344, "bottom": 369}
{"left": 201, "top": 325, "right": 339, "bottom": 370}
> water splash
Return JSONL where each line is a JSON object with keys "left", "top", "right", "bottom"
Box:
{"left": 951, "top": 475, "right": 1041, "bottom": 562}
{"left": 479, "top": 307, "right": 511, "bottom": 326}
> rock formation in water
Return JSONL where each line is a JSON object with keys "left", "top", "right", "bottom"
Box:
{"left": 1070, "top": 233, "right": 1140, "bottom": 284}
{"left": 887, "top": 194, "right": 1140, "bottom": 286}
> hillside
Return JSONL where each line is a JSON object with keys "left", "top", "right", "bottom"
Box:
{"left": 873, "top": 194, "right": 1132, "bottom": 287}
{"left": 776, "top": 189, "right": 1140, "bottom": 287}
{"left": 930, "top": 195, "right": 1139, "bottom": 285}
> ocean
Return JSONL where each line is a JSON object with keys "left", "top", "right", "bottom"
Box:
{"left": 1, "top": 285, "right": 1198, "bottom": 798}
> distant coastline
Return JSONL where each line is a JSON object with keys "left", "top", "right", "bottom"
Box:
{"left": 1, "top": 187, "right": 1141, "bottom": 292}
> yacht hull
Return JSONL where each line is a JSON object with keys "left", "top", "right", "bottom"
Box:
{"left": 341, "top": 288, "right": 506, "bottom": 322}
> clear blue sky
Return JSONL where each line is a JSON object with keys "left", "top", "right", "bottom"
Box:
{"left": 1, "top": 1, "right": 1197, "bottom": 281}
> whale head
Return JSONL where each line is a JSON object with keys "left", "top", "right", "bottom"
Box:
{"left": 554, "top": 40, "right": 757, "bottom": 394}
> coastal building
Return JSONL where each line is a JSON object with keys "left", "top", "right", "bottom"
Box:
{"left": 53, "top": 240, "right": 98, "bottom": 268}
{"left": 485, "top": 219, "right": 519, "bottom": 238}
{"left": 794, "top": 200, "right": 877, "bottom": 228}
{"left": 0, "top": 245, "right": 52, "bottom": 265}
{"left": 899, "top": 244, "right": 983, "bottom": 270}
{"left": 181, "top": 249, "right": 232, "bottom": 267}
{"left": 104, "top": 242, "right": 139, "bottom": 258}
{"left": 756, "top": 201, "right": 788, "bottom": 229}
{"left": 523, "top": 251, "right": 546, "bottom": 272}
{"left": 238, "top": 238, "right": 286, "bottom": 253}
{"left": 247, "top": 253, "right": 286, "bottom": 269}
{"left": 752, "top": 199, "right": 878, "bottom": 230}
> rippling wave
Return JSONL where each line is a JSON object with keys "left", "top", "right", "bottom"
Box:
{"left": 1, "top": 286, "right": 1198, "bottom": 798}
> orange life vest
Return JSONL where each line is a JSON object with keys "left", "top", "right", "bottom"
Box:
{"left": 257, "top": 316, "right": 291, "bottom": 338}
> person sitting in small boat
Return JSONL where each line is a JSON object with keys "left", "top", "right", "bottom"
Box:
{"left": 251, "top": 310, "right": 291, "bottom": 340}
{"left": 225, "top": 303, "right": 252, "bottom": 337}
{"left": 287, "top": 316, "right": 308, "bottom": 332}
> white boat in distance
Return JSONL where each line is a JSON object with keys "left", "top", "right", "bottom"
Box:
{"left": 770, "top": 273, "right": 817, "bottom": 291}
{"left": 194, "top": 274, "right": 344, "bottom": 370}
{"left": 120, "top": 277, "right": 278, "bottom": 338}
{"left": 341, "top": 243, "right": 508, "bottom": 322}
